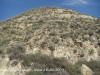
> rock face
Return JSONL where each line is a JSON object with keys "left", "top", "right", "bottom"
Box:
{"left": 80, "top": 64, "right": 94, "bottom": 75}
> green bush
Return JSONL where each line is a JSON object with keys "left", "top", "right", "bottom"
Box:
{"left": 22, "top": 54, "right": 35, "bottom": 66}
{"left": 22, "top": 53, "right": 52, "bottom": 67}
{"left": 7, "top": 44, "right": 25, "bottom": 60}
{"left": 0, "top": 39, "right": 9, "bottom": 46}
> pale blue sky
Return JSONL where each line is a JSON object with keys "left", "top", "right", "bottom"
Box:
{"left": 0, "top": 0, "right": 100, "bottom": 21}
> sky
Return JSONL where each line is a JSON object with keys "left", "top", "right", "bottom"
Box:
{"left": 0, "top": 0, "right": 100, "bottom": 21}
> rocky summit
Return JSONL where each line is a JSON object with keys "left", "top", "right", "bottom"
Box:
{"left": 0, "top": 7, "right": 100, "bottom": 75}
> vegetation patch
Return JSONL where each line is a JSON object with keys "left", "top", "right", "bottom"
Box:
{"left": 0, "top": 39, "right": 9, "bottom": 46}
{"left": 7, "top": 44, "right": 25, "bottom": 60}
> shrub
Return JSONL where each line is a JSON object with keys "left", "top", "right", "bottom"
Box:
{"left": 2, "top": 26, "right": 9, "bottom": 30}
{"left": 49, "top": 32, "right": 57, "bottom": 36}
{"left": 70, "top": 24, "right": 78, "bottom": 29}
{"left": 88, "top": 31, "right": 93, "bottom": 36}
{"left": 9, "top": 53, "right": 24, "bottom": 60}
{"left": 11, "top": 61, "right": 18, "bottom": 66}
{"left": 40, "top": 42, "right": 47, "bottom": 49}
{"left": 38, "top": 20, "right": 44, "bottom": 23}
{"left": 60, "top": 33, "right": 68, "bottom": 39}
{"left": 51, "top": 37, "right": 59, "bottom": 44}
{"left": 7, "top": 44, "right": 25, "bottom": 60}
{"left": 48, "top": 46, "right": 55, "bottom": 51}
{"left": 10, "top": 30, "right": 16, "bottom": 34}
{"left": 22, "top": 54, "right": 35, "bottom": 66}
{"left": 22, "top": 53, "right": 52, "bottom": 67}
{"left": 73, "top": 49, "right": 77, "bottom": 54}
{"left": 80, "top": 54, "right": 84, "bottom": 58}
{"left": 96, "top": 29, "right": 100, "bottom": 34}
{"left": 0, "top": 39, "right": 9, "bottom": 46}
{"left": 7, "top": 45, "right": 25, "bottom": 54}
{"left": 56, "top": 21, "right": 63, "bottom": 25}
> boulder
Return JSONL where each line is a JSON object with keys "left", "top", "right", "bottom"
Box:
{"left": 79, "top": 64, "right": 94, "bottom": 75}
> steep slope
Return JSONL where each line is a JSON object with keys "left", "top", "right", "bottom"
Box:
{"left": 0, "top": 7, "right": 100, "bottom": 75}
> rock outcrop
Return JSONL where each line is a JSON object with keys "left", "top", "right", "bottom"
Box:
{"left": 80, "top": 64, "right": 94, "bottom": 75}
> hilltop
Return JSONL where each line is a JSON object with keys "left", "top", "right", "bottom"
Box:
{"left": 0, "top": 7, "right": 100, "bottom": 75}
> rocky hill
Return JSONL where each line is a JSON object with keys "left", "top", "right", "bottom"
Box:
{"left": 0, "top": 7, "right": 100, "bottom": 75}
